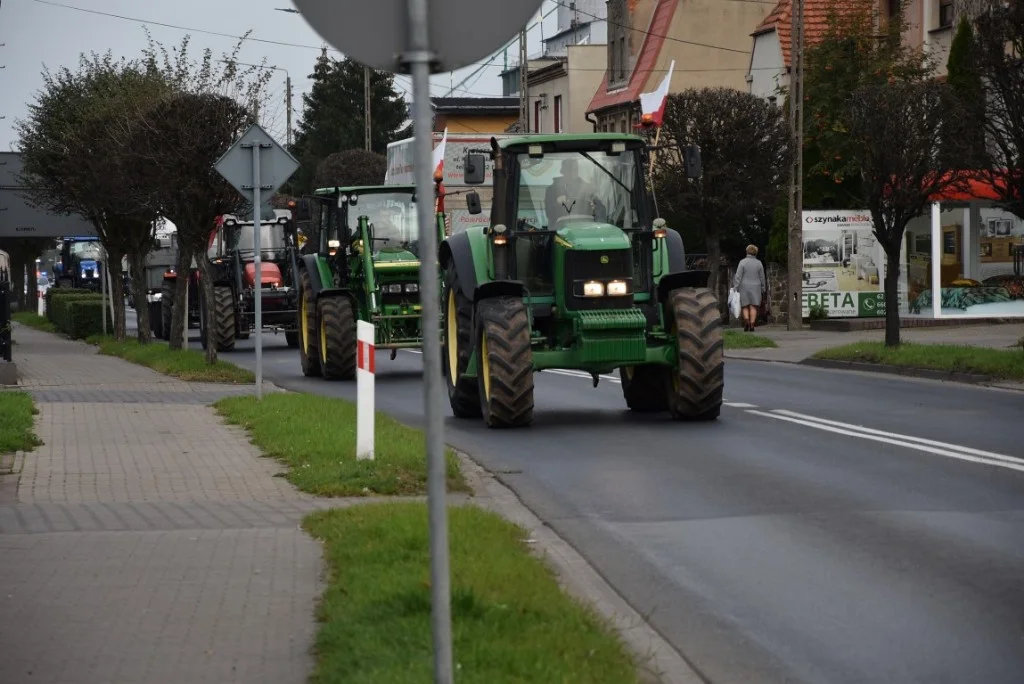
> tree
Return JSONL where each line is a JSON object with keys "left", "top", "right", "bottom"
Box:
{"left": 945, "top": 15, "right": 987, "bottom": 168}
{"left": 653, "top": 87, "right": 792, "bottom": 293}
{"left": 15, "top": 52, "right": 169, "bottom": 340}
{"left": 288, "top": 50, "right": 407, "bottom": 193}
{"left": 313, "top": 149, "right": 388, "bottom": 189}
{"left": 845, "top": 80, "right": 972, "bottom": 347}
{"left": 118, "top": 33, "right": 273, "bottom": 357}
{"left": 971, "top": 2, "right": 1024, "bottom": 220}
{"left": 800, "top": 3, "right": 936, "bottom": 207}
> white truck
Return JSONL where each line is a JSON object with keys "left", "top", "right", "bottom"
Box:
{"left": 384, "top": 132, "right": 516, "bottom": 236}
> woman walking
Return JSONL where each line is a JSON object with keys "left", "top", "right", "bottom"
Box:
{"left": 733, "top": 244, "right": 767, "bottom": 332}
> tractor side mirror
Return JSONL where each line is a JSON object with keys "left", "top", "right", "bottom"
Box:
{"left": 682, "top": 145, "right": 703, "bottom": 179}
{"left": 464, "top": 153, "right": 486, "bottom": 185}
{"left": 466, "top": 191, "right": 482, "bottom": 216}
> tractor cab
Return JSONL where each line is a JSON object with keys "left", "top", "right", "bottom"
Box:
{"left": 310, "top": 185, "right": 420, "bottom": 262}
{"left": 54, "top": 237, "right": 104, "bottom": 290}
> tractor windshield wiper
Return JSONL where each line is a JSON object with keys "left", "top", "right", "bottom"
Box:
{"left": 579, "top": 151, "right": 632, "bottom": 198}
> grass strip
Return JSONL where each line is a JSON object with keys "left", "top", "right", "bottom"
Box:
{"left": 88, "top": 335, "right": 255, "bottom": 384}
{"left": 812, "top": 341, "right": 1024, "bottom": 379}
{"left": 214, "top": 392, "right": 467, "bottom": 496}
{"left": 303, "top": 502, "right": 641, "bottom": 684}
{"left": 724, "top": 328, "right": 778, "bottom": 349}
{"left": 11, "top": 312, "right": 60, "bottom": 334}
{"left": 0, "top": 391, "right": 42, "bottom": 454}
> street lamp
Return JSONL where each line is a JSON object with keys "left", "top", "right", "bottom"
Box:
{"left": 220, "top": 59, "right": 293, "bottom": 146}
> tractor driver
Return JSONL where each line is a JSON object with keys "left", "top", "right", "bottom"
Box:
{"left": 543, "top": 157, "right": 605, "bottom": 228}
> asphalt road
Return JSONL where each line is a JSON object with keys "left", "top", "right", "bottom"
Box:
{"left": 144, "top": 313, "right": 1024, "bottom": 684}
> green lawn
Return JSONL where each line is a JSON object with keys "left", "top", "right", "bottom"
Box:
{"left": 11, "top": 312, "right": 59, "bottom": 334}
{"left": 0, "top": 391, "right": 42, "bottom": 454}
{"left": 213, "top": 392, "right": 467, "bottom": 496}
{"left": 303, "top": 502, "right": 641, "bottom": 684}
{"left": 88, "top": 336, "right": 255, "bottom": 384}
{"left": 812, "top": 341, "right": 1024, "bottom": 379}
{"left": 724, "top": 328, "right": 778, "bottom": 349}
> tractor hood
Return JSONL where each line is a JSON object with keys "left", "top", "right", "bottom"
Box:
{"left": 244, "top": 262, "right": 283, "bottom": 288}
{"left": 372, "top": 246, "right": 420, "bottom": 273}
{"left": 556, "top": 223, "right": 631, "bottom": 251}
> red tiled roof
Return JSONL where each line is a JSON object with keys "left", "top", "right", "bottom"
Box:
{"left": 587, "top": 0, "right": 680, "bottom": 114}
{"left": 753, "top": 0, "right": 874, "bottom": 69}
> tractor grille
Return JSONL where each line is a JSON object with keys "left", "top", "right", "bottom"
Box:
{"left": 564, "top": 249, "right": 634, "bottom": 311}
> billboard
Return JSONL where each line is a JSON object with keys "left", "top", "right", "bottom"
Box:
{"left": 384, "top": 133, "right": 510, "bottom": 187}
{"left": 801, "top": 210, "right": 888, "bottom": 318}
{"left": 0, "top": 152, "right": 97, "bottom": 238}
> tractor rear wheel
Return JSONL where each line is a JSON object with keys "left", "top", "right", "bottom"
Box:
{"left": 212, "top": 285, "right": 236, "bottom": 352}
{"left": 298, "top": 269, "right": 321, "bottom": 377}
{"left": 620, "top": 364, "right": 670, "bottom": 412}
{"left": 475, "top": 296, "right": 534, "bottom": 428}
{"left": 318, "top": 295, "right": 356, "bottom": 380}
{"left": 442, "top": 265, "right": 481, "bottom": 418}
{"left": 665, "top": 287, "right": 724, "bottom": 421}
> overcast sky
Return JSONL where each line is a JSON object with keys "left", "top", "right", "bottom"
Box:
{"left": 0, "top": 0, "right": 559, "bottom": 150}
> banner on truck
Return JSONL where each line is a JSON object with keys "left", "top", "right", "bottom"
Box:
{"left": 385, "top": 133, "right": 506, "bottom": 187}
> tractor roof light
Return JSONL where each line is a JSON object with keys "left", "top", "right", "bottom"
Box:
{"left": 528, "top": 144, "right": 544, "bottom": 158}
{"left": 610, "top": 141, "right": 626, "bottom": 154}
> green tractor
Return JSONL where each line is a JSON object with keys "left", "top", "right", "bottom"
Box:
{"left": 440, "top": 133, "right": 723, "bottom": 428}
{"left": 294, "top": 183, "right": 447, "bottom": 379}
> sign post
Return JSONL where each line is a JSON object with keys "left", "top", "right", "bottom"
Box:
{"left": 291, "top": 1, "right": 544, "bottom": 680}
{"left": 356, "top": 320, "right": 375, "bottom": 460}
{"left": 214, "top": 123, "right": 299, "bottom": 400}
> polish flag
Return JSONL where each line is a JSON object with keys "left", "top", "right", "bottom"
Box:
{"left": 432, "top": 127, "right": 448, "bottom": 182}
{"left": 637, "top": 60, "right": 675, "bottom": 127}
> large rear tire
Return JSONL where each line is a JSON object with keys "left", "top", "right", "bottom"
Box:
{"left": 665, "top": 287, "right": 724, "bottom": 421}
{"left": 298, "top": 269, "right": 321, "bottom": 377}
{"left": 318, "top": 295, "right": 357, "bottom": 380}
{"left": 475, "top": 296, "right": 534, "bottom": 428}
{"left": 620, "top": 364, "right": 670, "bottom": 412}
{"left": 212, "top": 285, "right": 236, "bottom": 352}
{"left": 442, "top": 264, "right": 481, "bottom": 418}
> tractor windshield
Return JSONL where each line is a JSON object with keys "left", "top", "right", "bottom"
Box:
{"left": 232, "top": 222, "right": 288, "bottom": 257}
{"left": 351, "top": 192, "right": 419, "bottom": 257}
{"left": 69, "top": 241, "right": 102, "bottom": 262}
{"left": 514, "top": 150, "right": 641, "bottom": 232}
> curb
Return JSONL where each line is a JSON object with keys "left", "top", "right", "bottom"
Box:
{"left": 454, "top": 451, "right": 705, "bottom": 684}
{"left": 799, "top": 358, "right": 996, "bottom": 384}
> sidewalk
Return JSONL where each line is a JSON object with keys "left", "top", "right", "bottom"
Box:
{"left": 0, "top": 325, "right": 333, "bottom": 684}
{"left": 725, "top": 321, "right": 1024, "bottom": 363}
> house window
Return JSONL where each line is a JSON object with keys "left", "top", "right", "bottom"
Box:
{"left": 533, "top": 100, "right": 541, "bottom": 133}
{"left": 554, "top": 95, "right": 563, "bottom": 133}
{"left": 938, "top": 0, "right": 954, "bottom": 28}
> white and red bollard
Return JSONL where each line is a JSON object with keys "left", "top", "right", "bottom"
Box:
{"left": 356, "top": 320, "right": 375, "bottom": 460}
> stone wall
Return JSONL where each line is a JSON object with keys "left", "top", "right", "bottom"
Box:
{"left": 765, "top": 262, "right": 788, "bottom": 324}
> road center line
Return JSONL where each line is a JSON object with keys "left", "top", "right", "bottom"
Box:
{"left": 747, "top": 409, "right": 1024, "bottom": 473}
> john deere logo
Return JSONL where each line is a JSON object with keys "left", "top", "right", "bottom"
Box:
{"left": 600, "top": 255, "right": 609, "bottom": 264}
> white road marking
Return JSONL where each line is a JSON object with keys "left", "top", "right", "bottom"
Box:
{"left": 748, "top": 409, "right": 1024, "bottom": 473}
{"left": 723, "top": 402, "right": 758, "bottom": 409}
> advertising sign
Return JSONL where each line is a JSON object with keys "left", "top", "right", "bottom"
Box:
{"left": 385, "top": 133, "right": 510, "bottom": 188}
{"left": 801, "top": 210, "right": 887, "bottom": 318}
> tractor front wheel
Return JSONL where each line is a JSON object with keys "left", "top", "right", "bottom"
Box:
{"left": 620, "top": 364, "right": 670, "bottom": 412}
{"left": 318, "top": 295, "right": 356, "bottom": 380}
{"left": 475, "top": 296, "right": 534, "bottom": 428}
{"left": 442, "top": 265, "right": 481, "bottom": 418}
{"left": 665, "top": 287, "right": 724, "bottom": 421}
{"left": 298, "top": 270, "right": 321, "bottom": 377}
{"left": 212, "top": 285, "right": 237, "bottom": 352}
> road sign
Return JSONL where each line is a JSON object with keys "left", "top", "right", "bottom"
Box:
{"left": 214, "top": 124, "right": 299, "bottom": 400}
{"left": 291, "top": 0, "right": 544, "bottom": 73}
{"left": 214, "top": 123, "right": 299, "bottom": 203}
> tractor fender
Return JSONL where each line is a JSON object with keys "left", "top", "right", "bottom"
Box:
{"left": 438, "top": 232, "right": 479, "bottom": 301}
{"left": 656, "top": 270, "right": 712, "bottom": 302}
{"left": 473, "top": 279, "right": 526, "bottom": 304}
{"left": 300, "top": 255, "right": 325, "bottom": 296}
{"left": 663, "top": 227, "right": 688, "bottom": 273}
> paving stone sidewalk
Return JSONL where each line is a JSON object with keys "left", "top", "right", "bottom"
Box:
{"left": 0, "top": 325, "right": 334, "bottom": 684}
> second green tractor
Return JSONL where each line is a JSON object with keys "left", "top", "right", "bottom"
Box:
{"left": 440, "top": 133, "right": 724, "bottom": 428}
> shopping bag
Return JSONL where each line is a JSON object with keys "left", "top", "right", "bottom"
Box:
{"left": 728, "top": 288, "right": 741, "bottom": 319}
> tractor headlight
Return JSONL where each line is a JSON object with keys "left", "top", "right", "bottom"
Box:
{"left": 582, "top": 281, "right": 604, "bottom": 297}
{"left": 607, "top": 280, "right": 629, "bottom": 296}
{"left": 328, "top": 239, "right": 340, "bottom": 248}
{"left": 385, "top": 284, "right": 402, "bottom": 293}
{"left": 404, "top": 283, "right": 419, "bottom": 293}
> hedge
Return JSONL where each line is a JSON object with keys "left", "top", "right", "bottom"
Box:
{"left": 46, "top": 289, "right": 105, "bottom": 339}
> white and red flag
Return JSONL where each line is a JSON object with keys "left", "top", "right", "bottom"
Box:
{"left": 637, "top": 60, "right": 675, "bottom": 127}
